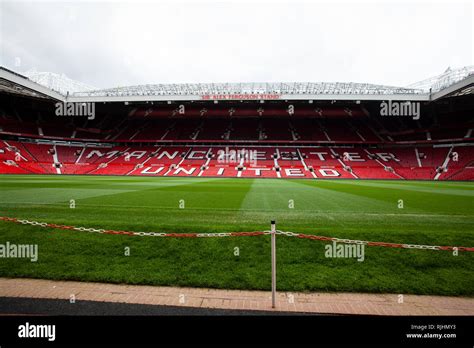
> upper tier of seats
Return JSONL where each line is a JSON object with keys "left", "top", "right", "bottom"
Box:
{"left": 1, "top": 104, "right": 471, "bottom": 144}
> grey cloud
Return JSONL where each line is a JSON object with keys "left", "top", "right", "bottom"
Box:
{"left": 0, "top": 0, "right": 472, "bottom": 88}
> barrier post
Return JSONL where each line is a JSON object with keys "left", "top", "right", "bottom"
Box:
{"left": 271, "top": 220, "right": 276, "bottom": 308}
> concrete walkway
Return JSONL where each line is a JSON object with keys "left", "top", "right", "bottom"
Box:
{"left": 0, "top": 278, "right": 472, "bottom": 315}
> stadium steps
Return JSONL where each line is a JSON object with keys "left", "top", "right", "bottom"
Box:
{"left": 18, "top": 142, "right": 51, "bottom": 173}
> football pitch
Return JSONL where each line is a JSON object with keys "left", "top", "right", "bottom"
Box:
{"left": 0, "top": 175, "right": 473, "bottom": 296}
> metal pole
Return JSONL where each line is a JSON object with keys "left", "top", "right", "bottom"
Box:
{"left": 271, "top": 220, "right": 276, "bottom": 308}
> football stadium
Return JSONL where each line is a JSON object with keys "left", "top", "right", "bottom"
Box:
{"left": 0, "top": 64, "right": 473, "bottom": 300}
{"left": 1, "top": 5, "right": 474, "bottom": 343}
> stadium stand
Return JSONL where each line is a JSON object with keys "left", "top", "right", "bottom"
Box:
{"left": 1, "top": 102, "right": 473, "bottom": 180}
{"left": 0, "top": 66, "right": 473, "bottom": 181}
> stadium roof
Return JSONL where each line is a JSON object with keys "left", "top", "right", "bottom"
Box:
{"left": 0, "top": 65, "right": 473, "bottom": 103}
{"left": 23, "top": 69, "right": 96, "bottom": 95}
{"left": 0, "top": 67, "right": 64, "bottom": 100}
{"left": 75, "top": 82, "right": 424, "bottom": 98}
{"left": 407, "top": 66, "right": 474, "bottom": 92}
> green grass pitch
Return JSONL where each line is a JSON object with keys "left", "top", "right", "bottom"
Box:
{"left": 0, "top": 175, "right": 473, "bottom": 296}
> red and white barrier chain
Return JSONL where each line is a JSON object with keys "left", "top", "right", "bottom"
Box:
{"left": 276, "top": 230, "right": 474, "bottom": 252}
{"left": 0, "top": 217, "right": 266, "bottom": 238}
{"left": 1, "top": 216, "right": 473, "bottom": 252}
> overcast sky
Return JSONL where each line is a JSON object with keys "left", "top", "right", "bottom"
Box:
{"left": 0, "top": 0, "right": 472, "bottom": 89}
